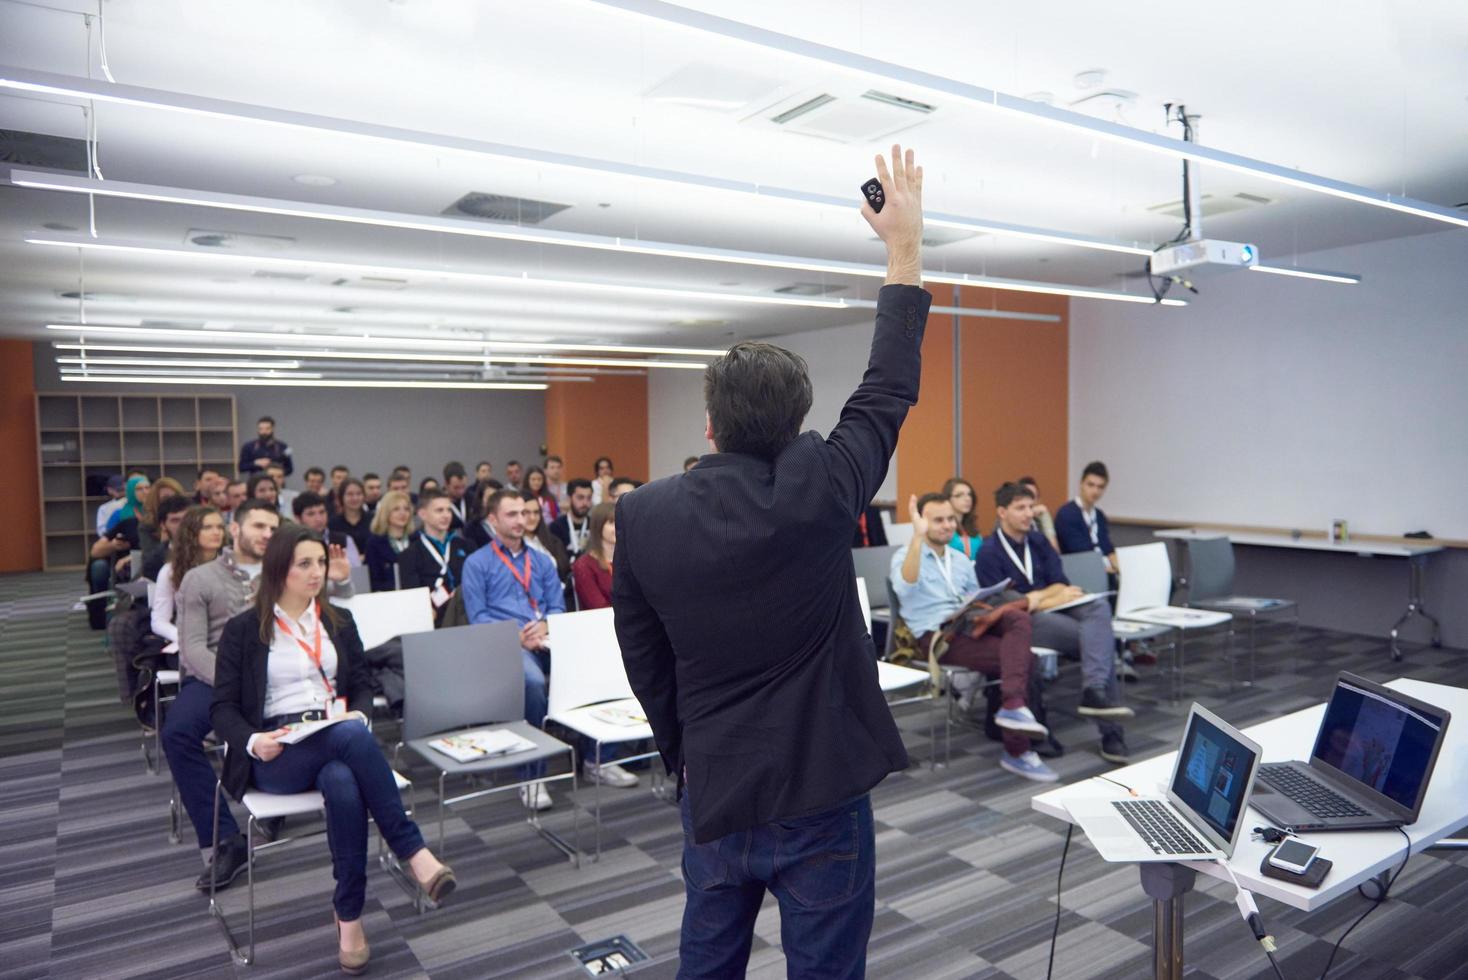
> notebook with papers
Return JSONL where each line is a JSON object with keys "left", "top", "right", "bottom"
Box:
{"left": 1066, "top": 703, "right": 1261, "bottom": 862}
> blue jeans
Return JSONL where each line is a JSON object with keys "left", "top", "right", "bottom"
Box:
{"left": 252, "top": 719, "right": 426, "bottom": 920}
{"left": 86, "top": 557, "right": 113, "bottom": 628}
{"left": 677, "top": 792, "right": 875, "bottom": 979}
{"left": 522, "top": 648, "right": 549, "bottom": 779}
{"left": 161, "top": 679, "right": 240, "bottom": 845}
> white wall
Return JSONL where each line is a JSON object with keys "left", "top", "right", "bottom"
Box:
{"left": 1069, "top": 228, "right": 1468, "bottom": 539}
{"left": 647, "top": 317, "right": 899, "bottom": 501}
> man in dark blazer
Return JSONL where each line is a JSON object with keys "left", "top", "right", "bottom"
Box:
{"left": 613, "top": 145, "right": 928, "bottom": 979}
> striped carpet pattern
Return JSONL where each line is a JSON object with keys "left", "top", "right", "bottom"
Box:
{"left": 1, "top": 570, "right": 1466, "bottom": 979}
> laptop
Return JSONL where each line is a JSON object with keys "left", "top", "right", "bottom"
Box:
{"left": 1068, "top": 703, "right": 1261, "bottom": 862}
{"left": 1251, "top": 672, "right": 1450, "bottom": 832}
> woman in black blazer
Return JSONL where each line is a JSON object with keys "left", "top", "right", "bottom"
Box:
{"left": 211, "top": 525, "right": 454, "bottom": 974}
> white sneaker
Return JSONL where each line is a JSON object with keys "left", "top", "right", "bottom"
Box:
{"left": 519, "top": 783, "right": 553, "bottom": 811}
{"left": 582, "top": 761, "right": 640, "bottom": 788}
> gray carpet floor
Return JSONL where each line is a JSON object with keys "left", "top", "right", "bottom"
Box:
{"left": 2, "top": 569, "right": 1466, "bottom": 980}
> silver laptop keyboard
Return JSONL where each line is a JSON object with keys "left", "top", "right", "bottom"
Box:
{"left": 1113, "top": 799, "right": 1211, "bottom": 856}
{"left": 1258, "top": 764, "right": 1371, "bottom": 818}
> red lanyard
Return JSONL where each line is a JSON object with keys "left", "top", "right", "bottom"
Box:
{"left": 492, "top": 541, "right": 537, "bottom": 613}
{"left": 858, "top": 512, "right": 869, "bottom": 547}
{"left": 274, "top": 600, "right": 333, "bottom": 697}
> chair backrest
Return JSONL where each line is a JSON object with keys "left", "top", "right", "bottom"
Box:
{"left": 1115, "top": 543, "right": 1174, "bottom": 614}
{"left": 1061, "top": 550, "right": 1109, "bottom": 595}
{"left": 1185, "top": 536, "right": 1236, "bottom": 601}
{"left": 401, "top": 621, "right": 524, "bottom": 740}
{"left": 851, "top": 544, "right": 899, "bottom": 609}
{"left": 348, "top": 563, "right": 372, "bottom": 595}
{"left": 856, "top": 577, "right": 872, "bottom": 632}
{"left": 545, "top": 607, "right": 635, "bottom": 718}
{"left": 332, "top": 587, "right": 434, "bottom": 650}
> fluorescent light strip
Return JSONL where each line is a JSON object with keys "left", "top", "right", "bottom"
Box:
{"left": 56, "top": 356, "right": 304, "bottom": 369}
{"left": 11, "top": 172, "right": 1183, "bottom": 306}
{"left": 62, "top": 365, "right": 321, "bottom": 378}
{"left": 583, "top": 1, "right": 1468, "bottom": 231}
{"left": 0, "top": 64, "right": 1158, "bottom": 257}
{"left": 1249, "top": 265, "right": 1361, "bottom": 285}
{"left": 59, "top": 375, "right": 547, "bottom": 391}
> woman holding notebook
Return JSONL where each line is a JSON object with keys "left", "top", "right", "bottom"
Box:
{"left": 212, "top": 524, "right": 455, "bottom": 975}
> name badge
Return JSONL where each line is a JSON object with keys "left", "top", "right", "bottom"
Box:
{"left": 431, "top": 583, "right": 451, "bottom": 608}
{"left": 327, "top": 697, "right": 349, "bottom": 720}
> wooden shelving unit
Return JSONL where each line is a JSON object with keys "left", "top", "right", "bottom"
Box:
{"left": 36, "top": 393, "right": 237, "bottom": 571}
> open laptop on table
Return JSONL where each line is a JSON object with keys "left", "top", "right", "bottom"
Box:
{"left": 1252, "top": 672, "right": 1451, "bottom": 833}
{"left": 1068, "top": 703, "right": 1261, "bottom": 862}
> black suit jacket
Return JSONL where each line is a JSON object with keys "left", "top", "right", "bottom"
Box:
{"left": 210, "top": 606, "right": 373, "bottom": 801}
{"left": 613, "top": 283, "right": 930, "bottom": 843}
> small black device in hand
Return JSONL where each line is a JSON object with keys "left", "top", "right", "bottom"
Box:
{"left": 861, "top": 178, "right": 884, "bottom": 212}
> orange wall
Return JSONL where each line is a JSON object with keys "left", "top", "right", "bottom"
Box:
{"left": 544, "top": 373, "right": 650, "bottom": 482}
{"left": 896, "top": 288, "right": 1069, "bottom": 531}
{"left": 2, "top": 341, "right": 43, "bottom": 573}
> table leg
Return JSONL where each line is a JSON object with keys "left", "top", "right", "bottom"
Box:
{"left": 1390, "top": 554, "right": 1442, "bottom": 661}
{"left": 1139, "top": 862, "right": 1195, "bottom": 980}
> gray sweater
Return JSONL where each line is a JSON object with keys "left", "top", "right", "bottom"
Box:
{"left": 175, "top": 548, "right": 352, "bottom": 685}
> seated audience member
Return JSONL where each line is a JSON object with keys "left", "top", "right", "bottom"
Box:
{"left": 193, "top": 467, "right": 223, "bottom": 505}
{"left": 207, "top": 478, "right": 232, "bottom": 513}
{"left": 142, "top": 495, "right": 192, "bottom": 582}
{"left": 247, "top": 473, "right": 281, "bottom": 516}
{"left": 461, "top": 489, "right": 568, "bottom": 808}
{"left": 302, "top": 466, "right": 328, "bottom": 499}
{"left": 522, "top": 465, "right": 559, "bottom": 521}
{"left": 503, "top": 460, "right": 524, "bottom": 492}
{"left": 139, "top": 478, "right": 186, "bottom": 553}
{"left": 977, "top": 482, "right": 1132, "bottom": 763}
{"left": 150, "top": 505, "right": 225, "bottom": 655}
{"left": 294, "top": 491, "right": 357, "bottom": 564}
{"left": 853, "top": 499, "right": 888, "bottom": 548}
{"left": 682, "top": 456, "right": 699, "bottom": 473}
{"left": 418, "top": 476, "right": 440, "bottom": 498}
{"left": 590, "top": 456, "right": 614, "bottom": 504}
{"left": 572, "top": 502, "right": 617, "bottom": 611}
{"left": 267, "top": 463, "right": 296, "bottom": 518}
{"left": 329, "top": 478, "right": 373, "bottom": 555}
{"left": 548, "top": 478, "right": 593, "bottom": 559}
{"left": 387, "top": 469, "right": 415, "bottom": 506}
{"left": 1019, "top": 475, "right": 1061, "bottom": 553}
{"left": 211, "top": 525, "right": 453, "bottom": 971}
{"left": 222, "top": 478, "right": 248, "bottom": 523}
{"left": 397, "top": 490, "right": 470, "bottom": 625}
{"left": 942, "top": 477, "right": 982, "bottom": 559}
{"left": 364, "top": 489, "right": 415, "bottom": 592}
{"left": 521, "top": 492, "right": 572, "bottom": 607}
{"left": 238, "top": 415, "right": 293, "bottom": 476}
{"left": 441, "top": 461, "right": 470, "bottom": 531}
{"left": 608, "top": 477, "right": 641, "bottom": 501}
{"left": 361, "top": 473, "right": 382, "bottom": 514}
{"left": 462, "top": 481, "right": 499, "bottom": 552}
{"left": 1053, "top": 462, "right": 1117, "bottom": 575}
{"left": 542, "top": 456, "right": 566, "bottom": 509}
{"left": 95, "top": 474, "right": 126, "bottom": 538}
{"left": 329, "top": 465, "right": 350, "bottom": 500}
{"left": 86, "top": 473, "right": 148, "bottom": 628}
{"left": 890, "top": 493, "right": 1055, "bottom": 782}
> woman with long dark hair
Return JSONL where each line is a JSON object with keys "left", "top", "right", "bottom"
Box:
{"left": 571, "top": 502, "right": 616, "bottom": 611}
{"left": 590, "top": 455, "right": 614, "bottom": 505}
{"left": 521, "top": 491, "right": 571, "bottom": 595}
{"left": 522, "top": 465, "right": 559, "bottom": 521}
{"left": 942, "top": 477, "right": 982, "bottom": 560}
{"left": 150, "top": 505, "right": 226, "bottom": 652}
{"left": 212, "top": 525, "right": 455, "bottom": 973}
{"left": 329, "top": 477, "right": 372, "bottom": 555}
{"left": 139, "top": 477, "right": 186, "bottom": 551}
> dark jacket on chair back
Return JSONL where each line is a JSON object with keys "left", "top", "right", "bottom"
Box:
{"left": 210, "top": 606, "right": 374, "bottom": 801}
{"left": 613, "top": 284, "right": 931, "bottom": 843}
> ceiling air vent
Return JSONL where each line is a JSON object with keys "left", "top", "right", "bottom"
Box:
{"left": 186, "top": 229, "right": 295, "bottom": 251}
{"left": 443, "top": 192, "right": 571, "bottom": 224}
{"left": 755, "top": 88, "right": 936, "bottom": 143}
{"left": 330, "top": 276, "right": 409, "bottom": 290}
{"left": 0, "top": 129, "right": 88, "bottom": 171}
{"left": 1146, "top": 192, "right": 1273, "bottom": 219}
{"left": 773, "top": 283, "right": 848, "bottom": 296}
{"left": 771, "top": 94, "right": 838, "bottom": 125}
{"left": 251, "top": 269, "right": 313, "bottom": 281}
{"left": 861, "top": 90, "right": 937, "bottom": 114}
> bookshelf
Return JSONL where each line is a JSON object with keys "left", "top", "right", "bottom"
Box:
{"left": 36, "top": 393, "right": 237, "bottom": 570}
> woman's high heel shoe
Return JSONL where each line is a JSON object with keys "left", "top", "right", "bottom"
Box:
{"left": 335, "top": 916, "right": 370, "bottom": 976}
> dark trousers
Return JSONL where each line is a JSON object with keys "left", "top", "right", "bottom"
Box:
{"left": 86, "top": 558, "right": 113, "bottom": 629}
{"left": 677, "top": 792, "right": 875, "bottom": 980}
{"left": 161, "top": 679, "right": 240, "bottom": 845}
{"left": 1030, "top": 599, "right": 1123, "bottom": 739}
{"left": 252, "top": 719, "right": 426, "bottom": 920}
{"left": 928, "top": 606, "right": 1035, "bottom": 758}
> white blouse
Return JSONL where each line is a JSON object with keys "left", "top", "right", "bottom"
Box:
{"left": 150, "top": 562, "right": 179, "bottom": 653}
{"left": 262, "top": 601, "right": 340, "bottom": 720}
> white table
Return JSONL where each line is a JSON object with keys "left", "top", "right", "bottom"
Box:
{"left": 1031, "top": 678, "right": 1468, "bottom": 979}
{"left": 1156, "top": 527, "right": 1445, "bottom": 660}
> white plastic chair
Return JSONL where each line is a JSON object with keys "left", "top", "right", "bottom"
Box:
{"left": 333, "top": 587, "right": 435, "bottom": 713}
{"left": 545, "top": 608, "right": 663, "bottom": 859}
{"left": 1115, "top": 543, "right": 1234, "bottom": 700}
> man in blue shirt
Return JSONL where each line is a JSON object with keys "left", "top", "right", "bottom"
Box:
{"left": 977, "top": 482, "right": 1133, "bottom": 764}
{"left": 890, "top": 492, "right": 1055, "bottom": 782}
{"left": 461, "top": 488, "right": 566, "bottom": 810}
{"left": 1054, "top": 461, "right": 1117, "bottom": 576}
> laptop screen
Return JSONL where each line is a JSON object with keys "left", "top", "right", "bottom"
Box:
{"left": 1170, "top": 710, "right": 1258, "bottom": 845}
{"left": 1311, "top": 678, "right": 1447, "bottom": 812}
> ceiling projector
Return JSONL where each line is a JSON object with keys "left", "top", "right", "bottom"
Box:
{"left": 1149, "top": 239, "right": 1259, "bottom": 276}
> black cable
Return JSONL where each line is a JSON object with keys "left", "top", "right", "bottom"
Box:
{"left": 1318, "top": 826, "right": 1412, "bottom": 980}
{"left": 1045, "top": 824, "right": 1073, "bottom": 980}
{"left": 1263, "top": 947, "right": 1289, "bottom": 980}
{"left": 1146, "top": 104, "right": 1195, "bottom": 303}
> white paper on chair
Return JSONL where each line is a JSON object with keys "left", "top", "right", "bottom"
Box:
{"left": 428, "top": 728, "right": 537, "bottom": 763}
{"left": 276, "top": 712, "right": 368, "bottom": 745}
{"left": 587, "top": 698, "right": 649, "bottom": 727}
{"left": 1042, "top": 591, "right": 1114, "bottom": 614}
{"left": 1214, "top": 597, "right": 1286, "bottom": 611}
{"left": 1135, "top": 607, "right": 1217, "bottom": 624}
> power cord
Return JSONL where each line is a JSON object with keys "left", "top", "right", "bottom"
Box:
{"left": 1219, "top": 859, "right": 1288, "bottom": 980}
{"left": 1318, "top": 826, "right": 1412, "bottom": 979}
{"left": 1045, "top": 824, "right": 1073, "bottom": 980}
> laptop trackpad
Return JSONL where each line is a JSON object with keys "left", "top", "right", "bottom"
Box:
{"left": 1089, "top": 814, "right": 1135, "bottom": 841}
